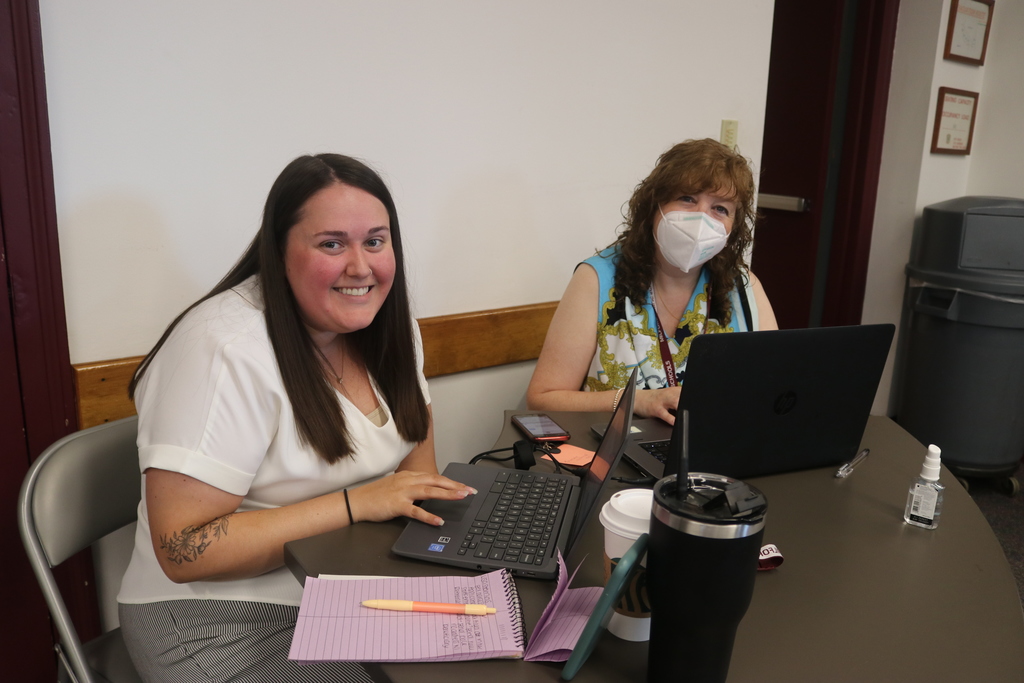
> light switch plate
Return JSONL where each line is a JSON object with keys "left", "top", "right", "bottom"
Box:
{"left": 720, "top": 119, "right": 739, "bottom": 150}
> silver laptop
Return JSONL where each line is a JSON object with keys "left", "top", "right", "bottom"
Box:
{"left": 595, "top": 324, "right": 895, "bottom": 480}
{"left": 392, "top": 368, "right": 638, "bottom": 580}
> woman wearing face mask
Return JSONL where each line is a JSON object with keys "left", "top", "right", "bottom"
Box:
{"left": 526, "top": 138, "right": 777, "bottom": 425}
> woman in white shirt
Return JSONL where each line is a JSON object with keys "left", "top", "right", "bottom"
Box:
{"left": 118, "top": 154, "right": 473, "bottom": 683}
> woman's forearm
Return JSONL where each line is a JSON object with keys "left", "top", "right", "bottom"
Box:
{"left": 526, "top": 387, "right": 621, "bottom": 414}
{"left": 153, "top": 488, "right": 351, "bottom": 583}
{"left": 148, "top": 464, "right": 474, "bottom": 584}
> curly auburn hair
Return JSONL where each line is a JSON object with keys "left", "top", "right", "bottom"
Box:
{"left": 609, "top": 138, "right": 757, "bottom": 327}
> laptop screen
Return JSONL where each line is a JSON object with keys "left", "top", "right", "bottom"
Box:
{"left": 662, "top": 324, "right": 895, "bottom": 479}
{"left": 565, "top": 369, "right": 637, "bottom": 552}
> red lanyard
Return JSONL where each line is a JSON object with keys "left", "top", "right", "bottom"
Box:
{"left": 652, "top": 310, "right": 678, "bottom": 387}
{"left": 650, "top": 284, "right": 711, "bottom": 388}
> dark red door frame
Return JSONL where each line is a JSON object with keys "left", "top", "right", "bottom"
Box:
{"left": 1, "top": 0, "right": 75, "bottom": 445}
{"left": 2, "top": 0, "right": 98, "bottom": 677}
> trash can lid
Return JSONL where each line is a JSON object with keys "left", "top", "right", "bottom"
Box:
{"left": 909, "top": 196, "right": 1024, "bottom": 295}
{"left": 925, "top": 196, "right": 1024, "bottom": 216}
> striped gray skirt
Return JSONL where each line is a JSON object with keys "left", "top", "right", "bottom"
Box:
{"left": 119, "top": 599, "right": 390, "bottom": 683}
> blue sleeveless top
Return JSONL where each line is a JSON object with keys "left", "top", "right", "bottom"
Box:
{"left": 581, "top": 246, "right": 759, "bottom": 392}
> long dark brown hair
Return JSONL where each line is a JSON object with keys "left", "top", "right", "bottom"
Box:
{"left": 610, "top": 138, "right": 757, "bottom": 326}
{"left": 129, "top": 154, "right": 429, "bottom": 463}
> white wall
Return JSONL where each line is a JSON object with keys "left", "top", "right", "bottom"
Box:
{"left": 41, "top": 0, "right": 774, "bottom": 469}
{"left": 862, "top": 0, "right": 1022, "bottom": 414}
{"left": 40, "top": 1, "right": 775, "bottom": 630}
{"left": 966, "top": 0, "right": 1024, "bottom": 197}
{"left": 42, "top": 1, "right": 774, "bottom": 364}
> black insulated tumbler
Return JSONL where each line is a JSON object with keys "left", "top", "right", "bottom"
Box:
{"left": 646, "top": 473, "right": 767, "bottom": 683}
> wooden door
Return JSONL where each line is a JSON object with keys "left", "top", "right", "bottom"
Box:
{"left": 752, "top": 0, "right": 899, "bottom": 330}
{"left": 752, "top": 1, "right": 845, "bottom": 329}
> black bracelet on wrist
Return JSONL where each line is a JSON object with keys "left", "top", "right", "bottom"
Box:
{"left": 343, "top": 488, "right": 355, "bottom": 525}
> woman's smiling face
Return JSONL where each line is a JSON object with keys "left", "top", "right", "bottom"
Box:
{"left": 283, "top": 182, "right": 395, "bottom": 342}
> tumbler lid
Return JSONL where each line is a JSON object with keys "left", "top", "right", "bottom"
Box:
{"left": 653, "top": 473, "right": 767, "bottom": 539}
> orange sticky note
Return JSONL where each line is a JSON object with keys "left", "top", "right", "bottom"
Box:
{"left": 541, "top": 444, "right": 595, "bottom": 467}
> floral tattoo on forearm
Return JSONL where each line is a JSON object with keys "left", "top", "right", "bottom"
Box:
{"left": 159, "top": 515, "right": 233, "bottom": 564}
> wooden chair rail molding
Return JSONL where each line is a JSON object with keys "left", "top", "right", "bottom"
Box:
{"left": 72, "top": 301, "right": 558, "bottom": 430}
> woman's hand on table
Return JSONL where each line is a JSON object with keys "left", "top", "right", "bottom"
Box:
{"left": 348, "top": 471, "right": 477, "bottom": 526}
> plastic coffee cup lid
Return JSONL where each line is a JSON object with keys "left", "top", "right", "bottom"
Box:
{"left": 599, "top": 488, "right": 653, "bottom": 538}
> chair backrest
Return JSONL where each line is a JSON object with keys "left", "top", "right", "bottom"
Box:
{"left": 18, "top": 416, "right": 141, "bottom": 683}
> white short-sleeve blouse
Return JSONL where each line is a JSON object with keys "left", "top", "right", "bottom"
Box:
{"left": 118, "top": 276, "right": 430, "bottom": 606}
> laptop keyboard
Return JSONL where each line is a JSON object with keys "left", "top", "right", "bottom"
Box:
{"left": 640, "top": 440, "right": 670, "bottom": 463}
{"left": 458, "top": 471, "right": 569, "bottom": 566}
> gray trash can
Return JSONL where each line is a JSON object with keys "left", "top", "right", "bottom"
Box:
{"left": 894, "top": 196, "right": 1024, "bottom": 493}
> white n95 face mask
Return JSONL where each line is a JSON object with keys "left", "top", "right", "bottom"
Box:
{"left": 654, "top": 209, "right": 729, "bottom": 273}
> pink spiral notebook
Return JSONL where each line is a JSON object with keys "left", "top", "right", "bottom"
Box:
{"left": 289, "top": 570, "right": 526, "bottom": 663}
{"left": 288, "top": 557, "right": 602, "bottom": 664}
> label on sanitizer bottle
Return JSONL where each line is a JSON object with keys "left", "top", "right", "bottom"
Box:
{"left": 909, "top": 484, "right": 937, "bottom": 524}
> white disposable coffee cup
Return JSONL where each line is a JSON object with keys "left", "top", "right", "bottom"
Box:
{"left": 598, "top": 488, "right": 653, "bottom": 641}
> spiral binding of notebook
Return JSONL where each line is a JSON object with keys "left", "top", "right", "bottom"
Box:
{"left": 499, "top": 568, "right": 527, "bottom": 651}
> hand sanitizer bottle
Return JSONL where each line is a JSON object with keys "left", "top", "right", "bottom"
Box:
{"left": 904, "top": 444, "right": 944, "bottom": 529}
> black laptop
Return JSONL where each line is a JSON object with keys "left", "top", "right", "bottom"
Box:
{"left": 392, "top": 369, "right": 637, "bottom": 579}
{"left": 595, "top": 324, "right": 895, "bottom": 480}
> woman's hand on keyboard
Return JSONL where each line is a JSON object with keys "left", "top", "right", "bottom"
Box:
{"left": 347, "top": 471, "right": 477, "bottom": 526}
{"left": 634, "top": 386, "right": 682, "bottom": 425}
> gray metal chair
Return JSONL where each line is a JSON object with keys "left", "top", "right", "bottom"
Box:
{"left": 18, "top": 416, "right": 143, "bottom": 683}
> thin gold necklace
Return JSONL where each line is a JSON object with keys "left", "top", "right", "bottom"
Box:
{"left": 652, "top": 283, "right": 681, "bottom": 328}
{"left": 652, "top": 280, "right": 711, "bottom": 335}
{"left": 313, "top": 340, "right": 345, "bottom": 385}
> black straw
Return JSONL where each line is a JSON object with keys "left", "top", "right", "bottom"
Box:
{"left": 679, "top": 408, "right": 690, "bottom": 494}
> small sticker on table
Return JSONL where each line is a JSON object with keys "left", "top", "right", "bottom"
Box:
{"left": 758, "top": 544, "right": 784, "bottom": 570}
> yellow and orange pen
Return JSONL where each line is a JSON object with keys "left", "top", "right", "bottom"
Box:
{"left": 361, "top": 599, "right": 496, "bottom": 616}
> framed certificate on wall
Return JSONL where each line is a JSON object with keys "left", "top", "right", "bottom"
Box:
{"left": 931, "top": 87, "right": 979, "bottom": 155}
{"left": 943, "top": 0, "right": 994, "bottom": 66}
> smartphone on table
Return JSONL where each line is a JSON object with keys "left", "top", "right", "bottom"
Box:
{"left": 511, "top": 413, "right": 570, "bottom": 443}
